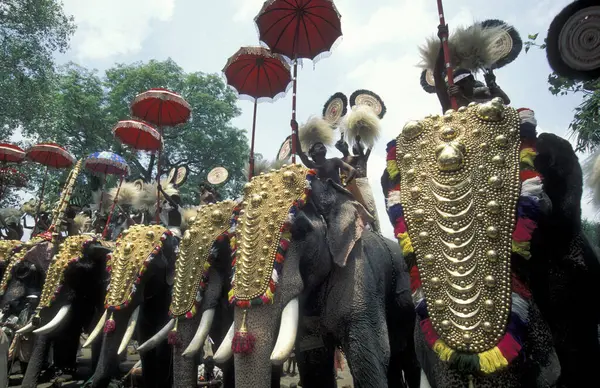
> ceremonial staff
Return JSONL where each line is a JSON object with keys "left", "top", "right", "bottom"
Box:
{"left": 436, "top": 0, "right": 458, "bottom": 110}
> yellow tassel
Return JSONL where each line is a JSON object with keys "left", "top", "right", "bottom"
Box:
{"left": 228, "top": 288, "right": 235, "bottom": 300}
{"left": 478, "top": 346, "right": 508, "bottom": 374}
{"left": 204, "top": 261, "right": 211, "bottom": 270}
{"left": 398, "top": 232, "right": 414, "bottom": 255}
{"left": 433, "top": 340, "right": 454, "bottom": 361}
{"left": 387, "top": 160, "right": 400, "bottom": 180}
{"left": 520, "top": 148, "right": 536, "bottom": 168}
{"left": 265, "top": 288, "right": 274, "bottom": 303}
{"left": 512, "top": 240, "right": 531, "bottom": 259}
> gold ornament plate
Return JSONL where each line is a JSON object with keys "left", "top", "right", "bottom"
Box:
{"left": 396, "top": 100, "right": 521, "bottom": 352}
{"left": 0, "top": 240, "right": 21, "bottom": 264}
{"left": 0, "top": 237, "right": 47, "bottom": 295}
{"left": 39, "top": 235, "right": 94, "bottom": 309}
{"left": 170, "top": 200, "right": 237, "bottom": 317}
{"left": 233, "top": 164, "right": 309, "bottom": 301}
{"left": 105, "top": 225, "right": 167, "bottom": 308}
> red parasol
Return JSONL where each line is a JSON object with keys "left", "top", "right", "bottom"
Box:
{"left": 112, "top": 120, "right": 163, "bottom": 152}
{"left": 223, "top": 46, "right": 292, "bottom": 180}
{"left": 255, "top": 0, "right": 342, "bottom": 162}
{"left": 130, "top": 88, "right": 191, "bottom": 127}
{"left": 0, "top": 143, "right": 25, "bottom": 163}
{"left": 26, "top": 143, "right": 75, "bottom": 169}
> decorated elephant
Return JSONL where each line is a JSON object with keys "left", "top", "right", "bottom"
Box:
{"left": 83, "top": 224, "right": 177, "bottom": 388}
{"left": 214, "top": 165, "right": 420, "bottom": 388}
{"left": 17, "top": 234, "right": 110, "bottom": 387}
{"left": 381, "top": 100, "right": 600, "bottom": 387}
{"left": 137, "top": 200, "right": 238, "bottom": 388}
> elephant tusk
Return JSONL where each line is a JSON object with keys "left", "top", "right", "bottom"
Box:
{"left": 213, "top": 323, "right": 234, "bottom": 364}
{"left": 270, "top": 297, "right": 299, "bottom": 365}
{"left": 182, "top": 308, "right": 215, "bottom": 358}
{"left": 83, "top": 310, "right": 107, "bottom": 348}
{"left": 117, "top": 306, "right": 140, "bottom": 355}
{"left": 33, "top": 304, "right": 71, "bottom": 335}
{"left": 420, "top": 370, "right": 432, "bottom": 388}
{"left": 136, "top": 318, "right": 175, "bottom": 353}
{"left": 16, "top": 321, "right": 35, "bottom": 334}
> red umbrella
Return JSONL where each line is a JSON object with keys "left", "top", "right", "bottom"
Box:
{"left": 26, "top": 143, "right": 75, "bottom": 169}
{"left": 130, "top": 88, "right": 191, "bottom": 127}
{"left": 112, "top": 120, "right": 163, "bottom": 152}
{"left": 0, "top": 143, "right": 25, "bottom": 163}
{"left": 26, "top": 143, "right": 75, "bottom": 231}
{"left": 223, "top": 46, "right": 292, "bottom": 180}
{"left": 255, "top": 0, "right": 342, "bottom": 162}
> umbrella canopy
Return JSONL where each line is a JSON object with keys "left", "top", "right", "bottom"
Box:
{"left": 131, "top": 88, "right": 191, "bottom": 127}
{"left": 255, "top": 0, "right": 342, "bottom": 61}
{"left": 0, "top": 143, "right": 25, "bottom": 163}
{"left": 223, "top": 46, "right": 292, "bottom": 102}
{"left": 112, "top": 120, "right": 163, "bottom": 152}
{"left": 26, "top": 143, "right": 75, "bottom": 168}
{"left": 85, "top": 151, "right": 130, "bottom": 176}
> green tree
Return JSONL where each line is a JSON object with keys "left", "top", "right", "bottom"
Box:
{"left": 0, "top": 0, "right": 75, "bottom": 137}
{"left": 18, "top": 59, "right": 249, "bottom": 207}
{"left": 525, "top": 34, "right": 600, "bottom": 153}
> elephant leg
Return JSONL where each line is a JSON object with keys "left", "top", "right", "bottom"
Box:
{"left": 341, "top": 318, "right": 390, "bottom": 388}
{"left": 21, "top": 335, "right": 50, "bottom": 388}
{"left": 52, "top": 314, "right": 82, "bottom": 373}
{"left": 295, "top": 338, "right": 336, "bottom": 388}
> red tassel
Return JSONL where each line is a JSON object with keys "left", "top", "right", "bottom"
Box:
{"left": 104, "top": 313, "right": 116, "bottom": 333}
{"left": 168, "top": 331, "right": 181, "bottom": 347}
{"left": 231, "top": 309, "right": 255, "bottom": 354}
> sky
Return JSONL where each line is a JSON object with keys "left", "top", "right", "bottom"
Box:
{"left": 50, "top": 0, "right": 596, "bottom": 240}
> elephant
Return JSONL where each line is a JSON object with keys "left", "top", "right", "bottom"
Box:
{"left": 83, "top": 224, "right": 177, "bottom": 388}
{"left": 17, "top": 234, "right": 111, "bottom": 387}
{"left": 214, "top": 165, "right": 420, "bottom": 388}
{"left": 381, "top": 103, "right": 600, "bottom": 387}
{"left": 137, "top": 200, "right": 238, "bottom": 388}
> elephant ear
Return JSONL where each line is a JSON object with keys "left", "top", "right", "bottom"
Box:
{"left": 325, "top": 187, "right": 375, "bottom": 267}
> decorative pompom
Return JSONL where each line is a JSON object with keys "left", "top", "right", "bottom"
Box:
{"left": 104, "top": 317, "right": 116, "bottom": 333}
{"left": 168, "top": 330, "right": 181, "bottom": 347}
{"left": 298, "top": 116, "right": 334, "bottom": 152}
{"left": 341, "top": 105, "right": 382, "bottom": 148}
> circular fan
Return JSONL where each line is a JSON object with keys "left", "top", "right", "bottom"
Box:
{"left": 133, "top": 179, "right": 145, "bottom": 191}
{"left": 207, "top": 167, "right": 229, "bottom": 185}
{"left": 167, "top": 166, "right": 189, "bottom": 186}
{"left": 481, "top": 19, "right": 523, "bottom": 69}
{"left": 277, "top": 135, "right": 292, "bottom": 161}
{"left": 420, "top": 69, "right": 436, "bottom": 93}
{"left": 322, "top": 92, "right": 348, "bottom": 127}
{"left": 546, "top": 0, "right": 600, "bottom": 81}
{"left": 349, "top": 89, "right": 387, "bottom": 119}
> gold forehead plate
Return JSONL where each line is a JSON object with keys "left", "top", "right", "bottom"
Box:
{"left": 397, "top": 103, "right": 521, "bottom": 352}
{"left": 170, "top": 200, "right": 237, "bottom": 317}
{"left": 0, "top": 237, "right": 47, "bottom": 296}
{"left": 105, "top": 225, "right": 167, "bottom": 308}
{"left": 233, "top": 164, "right": 309, "bottom": 301}
{"left": 39, "top": 235, "right": 95, "bottom": 309}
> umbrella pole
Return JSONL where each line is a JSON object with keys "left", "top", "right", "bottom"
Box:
{"left": 249, "top": 100, "right": 258, "bottom": 180}
{"left": 33, "top": 167, "right": 48, "bottom": 233}
{"left": 436, "top": 0, "right": 458, "bottom": 110}
{"left": 97, "top": 174, "right": 106, "bottom": 215}
{"left": 103, "top": 176, "right": 124, "bottom": 240}
{"left": 155, "top": 128, "right": 162, "bottom": 224}
{"left": 291, "top": 56, "right": 298, "bottom": 164}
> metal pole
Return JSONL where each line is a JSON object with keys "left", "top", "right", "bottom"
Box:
{"left": 249, "top": 100, "right": 258, "bottom": 180}
{"left": 33, "top": 166, "right": 48, "bottom": 233}
{"left": 436, "top": 0, "right": 458, "bottom": 110}
{"left": 291, "top": 57, "right": 298, "bottom": 163}
{"left": 103, "top": 176, "right": 124, "bottom": 240}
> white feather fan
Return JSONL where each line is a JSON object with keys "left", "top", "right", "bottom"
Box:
{"left": 299, "top": 116, "right": 334, "bottom": 152}
{"left": 341, "top": 105, "right": 382, "bottom": 148}
{"left": 583, "top": 149, "right": 600, "bottom": 209}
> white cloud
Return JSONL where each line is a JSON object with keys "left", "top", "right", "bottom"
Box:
{"left": 63, "top": 0, "right": 176, "bottom": 60}
{"left": 231, "top": 0, "right": 264, "bottom": 23}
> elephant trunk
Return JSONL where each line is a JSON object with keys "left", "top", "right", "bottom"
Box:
{"left": 172, "top": 316, "right": 202, "bottom": 388}
{"left": 224, "top": 298, "right": 298, "bottom": 388}
{"left": 20, "top": 334, "right": 49, "bottom": 388}
{"left": 88, "top": 309, "right": 131, "bottom": 388}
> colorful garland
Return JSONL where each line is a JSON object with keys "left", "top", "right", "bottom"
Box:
{"left": 385, "top": 108, "right": 543, "bottom": 374}
{"left": 228, "top": 170, "right": 316, "bottom": 308}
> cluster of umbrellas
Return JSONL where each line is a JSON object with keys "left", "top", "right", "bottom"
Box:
{"left": 222, "top": 0, "right": 343, "bottom": 179}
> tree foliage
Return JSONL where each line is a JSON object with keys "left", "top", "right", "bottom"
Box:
{"left": 16, "top": 59, "right": 249, "bottom": 207}
{"left": 525, "top": 34, "right": 600, "bottom": 153}
{"left": 0, "top": 0, "right": 76, "bottom": 136}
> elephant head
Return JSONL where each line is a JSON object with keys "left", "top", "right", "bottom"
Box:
{"left": 215, "top": 165, "right": 373, "bottom": 388}
{"left": 18, "top": 234, "right": 111, "bottom": 387}
{"left": 0, "top": 240, "right": 22, "bottom": 286}
{"left": 84, "top": 224, "right": 177, "bottom": 388}
{"left": 137, "top": 200, "right": 238, "bottom": 388}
